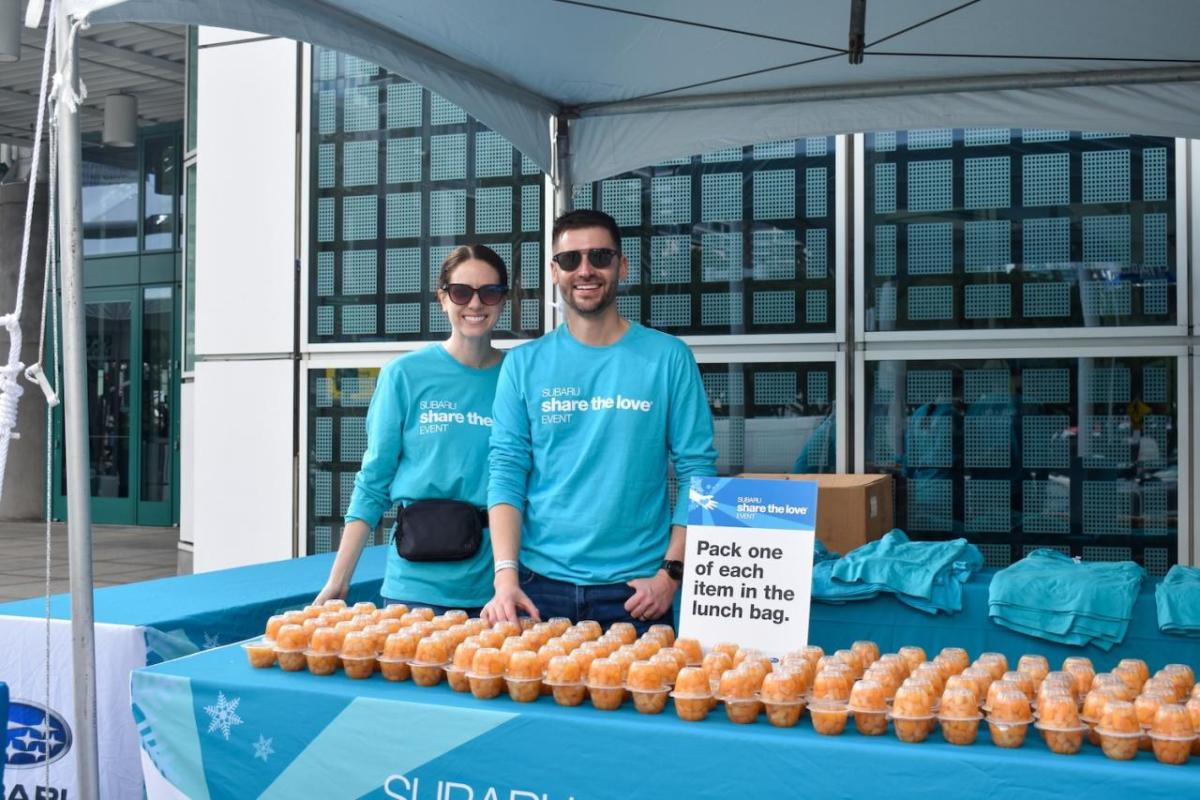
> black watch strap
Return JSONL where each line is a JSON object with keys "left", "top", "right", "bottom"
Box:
{"left": 661, "top": 559, "right": 684, "bottom": 581}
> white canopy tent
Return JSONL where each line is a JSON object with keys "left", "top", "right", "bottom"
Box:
{"left": 18, "top": 0, "right": 1200, "bottom": 795}
{"left": 57, "top": 0, "right": 1200, "bottom": 185}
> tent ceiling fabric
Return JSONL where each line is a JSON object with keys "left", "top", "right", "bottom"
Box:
{"left": 61, "top": 0, "right": 1200, "bottom": 182}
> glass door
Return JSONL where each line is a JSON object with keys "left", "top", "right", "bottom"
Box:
{"left": 52, "top": 285, "right": 179, "bottom": 524}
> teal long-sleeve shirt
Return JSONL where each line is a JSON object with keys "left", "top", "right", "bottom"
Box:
{"left": 488, "top": 322, "right": 717, "bottom": 585}
{"left": 345, "top": 344, "right": 500, "bottom": 607}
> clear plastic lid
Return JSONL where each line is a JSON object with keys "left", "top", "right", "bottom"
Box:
{"left": 1093, "top": 727, "right": 1142, "bottom": 739}
{"left": 1147, "top": 731, "right": 1198, "bottom": 742}
{"left": 626, "top": 685, "right": 670, "bottom": 694}
{"left": 503, "top": 676, "right": 542, "bottom": 684}
{"left": 302, "top": 648, "right": 340, "bottom": 658}
{"left": 271, "top": 644, "right": 307, "bottom": 654}
{"left": 340, "top": 654, "right": 376, "bottom": 663}
{"left": 669, "top": 689, "right": 713, "bottom": 700}
{"left": 888, "top": 711, "right": 936, "bottom": 721}
{"left": 986, "top": 716, "right": 1033, "bottom": 727}
{"left": 715, "top": 693, "right": 760, "bottom": 705}
{"left": 407, "top": 659, "right": 446, "bottom": 668}
{"left": 1033, "top": 721, "right": 1087, "bottom": 733}
{"left": 376, "top": 655, "right": 410, "bottom": 665}
{"left": 464, "top": 670, "right": 505, "bottom": 680}
{"left": 542, "top": 679, "right": 584, "bottom": 688}
{"left": 762, "top": 697, "right": 805, "bottom": 707}
{"left": 847, "top": 704, "right": 889, "bottom": 715}
{"left": 937, "top": 713, "right": 984, "bottom": 723}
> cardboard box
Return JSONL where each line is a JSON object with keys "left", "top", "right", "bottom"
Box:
{"left": 737, "top": 473, "right": 894, "bottom": 555}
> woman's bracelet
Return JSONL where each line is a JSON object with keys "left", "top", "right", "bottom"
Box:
{"left": 494, "top": 559, "right": 519, "bottom": 574}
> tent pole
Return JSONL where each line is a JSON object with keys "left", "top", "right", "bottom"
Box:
{"left": 553, "top": 115, "right": 572, "bottom": 215}
{"left": 55, "top": 5, "right": 101, "bottom": 798}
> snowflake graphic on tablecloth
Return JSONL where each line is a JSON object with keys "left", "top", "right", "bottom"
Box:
{"left": 202, "top": 632, "right": 221, "bottom": 649}
{"left": 203, "top": 692, "right": 244, "bottom": 740}
{"left": 252, "top": 734, "right": 274, "bottom": 762}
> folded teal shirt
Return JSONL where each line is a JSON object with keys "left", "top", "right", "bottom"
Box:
{"left": 1156, "top": 565, "right": 1200, "bottom": 637}
{"left": 814, "top": 529, "right": 982, "bottom": 614}
{"left": 988, "top": 549, "right": 1145, "bottom": 650}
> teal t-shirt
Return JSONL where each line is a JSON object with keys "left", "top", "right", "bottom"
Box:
{"left": 488, "top": 322, "right": 717, "bottom": 585}
{"left": 345, "top": 344, "right": 500, "bottom": 607}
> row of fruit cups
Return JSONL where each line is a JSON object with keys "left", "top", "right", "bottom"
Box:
{"left": 242, "top": 601, "right": 1200, "bottom": 762}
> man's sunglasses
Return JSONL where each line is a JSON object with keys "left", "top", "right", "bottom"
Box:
{"left": 442, "top": 283, "right": 508, "bottom": 306}
{"left": 551, "top": 248, "right": 619, "bottom": 271}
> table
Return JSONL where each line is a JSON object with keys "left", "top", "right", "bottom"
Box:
{"left": 0, "top": 681, "right": 7, "bottom": 798}
{"left": 133, "top": 644, "right": 1198, "bottom": 800}
{"left": 807, "top": 569, "right": 1197, "bottom": 672}
{"left": 0, "top": 546, "right": 388, "bottom": 800}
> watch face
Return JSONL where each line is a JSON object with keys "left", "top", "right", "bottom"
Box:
{"left": 663, "top": 560, "right": 684, "bottom": 580}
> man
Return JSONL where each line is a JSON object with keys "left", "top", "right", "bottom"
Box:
{"left": 483, "top": 209, "right": 717, "bottom": 631}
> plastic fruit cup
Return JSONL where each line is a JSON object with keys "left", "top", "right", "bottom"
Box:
{"left": 1097, "top": 729, "right": 1141, "bottom": 760}
{"left": 342, "top": 655, "right": 375, "bottom": 679}
{"left": 304, "top": 650, "right": 340, "bottom": 676}
{"left": 274, "top": 646, "right": 307, "bottom": 672}
{"left": 243, "top": 640, "right": 276, "bottom": 669}
{"left": 505, "top": 677, "right": 542, "bottom": 703}
{"left": 890, "top": 713, "right": 934, "bottom": 743}
{"left": 547, "top": 681, "right": 587, "bottom": 707}
{"left": 671, "top": 691, "right": 711, "bottom": 722}
{"left": 587, "top": 684, "right": 624, "bottom": 711}
{"left": 674, "top": 638, "right": 704, "bottom": 665}
{"left": 468, "top": 672, "right": 505, "bottom": 699}
{"left": 852, "top": 709, "right": 888, "bottom": 736}
{"left": 763, "top": 698, "right": 804, "bottom": 728}
{"left": 1036, "top": 722, "right": 1087, "bottom": 755}
{"left": 985, "top": 718, "right": 1029, "bottom": 748}
{"left": 377, "top": 656, "right": 411, "bottom": 682}
{"left": 810, "top": 703, "right": 850, "bottom": 736}
{"left": 1149, "top": 732, "right": 1195, "bottom": 765}
{"left": 628, "top": 687, "right": 670, "bottom": 714}
{"left": 409, "top": 659, "right": 445, "bottom": 687}
{"left": 938, "top": 715, "right": 982, "bottom": 746}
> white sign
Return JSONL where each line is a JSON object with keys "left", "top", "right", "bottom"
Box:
{"left": 678, "top": 477, "right": 817, "bottom": 659}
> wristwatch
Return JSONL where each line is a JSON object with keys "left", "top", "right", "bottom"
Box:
{"left": 661, "top": 559, "right": 684, "bottom": 581}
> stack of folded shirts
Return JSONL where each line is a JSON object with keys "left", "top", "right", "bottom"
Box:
{"left": 1155, "top": 564, "right": 1200, "bottom": 637}
{"left": 988, "top": 549, "right": 1145, "bottom": 650}
{"left": 812, "top": 529, "right": 982, "bottom": 614}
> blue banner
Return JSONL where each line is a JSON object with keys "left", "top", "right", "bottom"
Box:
{"left": 688, "top": 476, "right": 817, "bottom": 530}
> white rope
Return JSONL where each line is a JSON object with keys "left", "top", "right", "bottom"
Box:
{"left": 0, "top": 2, "right": 64, "bottom": 506}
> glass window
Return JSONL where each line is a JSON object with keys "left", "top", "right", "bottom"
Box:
{"left": 578, "top": 138, "right": 837, "bottom": 336}
{"left": 309, "top": 47, "right": 545, "bottom": 343}
{"left": 308, "top": 367, "right": 390, "bottom": 554}
{"left": 143, "top": 136, "right": 178, "bottom": 251}
{"left": 183, "top": 164, "right": 196, "bottom": 372}
{"left": 186, "top": 26, "right": 198, "bottom": 153}
{"left": 141, "top": 287, "right": 174, "bottom": 502}
{"left": 864, "top": 354, "right": 1178, "bottom": 575}
{"left": 702, "top": 362, "right": 836, "bottom": 474}
{"left": 82, "top": 146, "right": 138, "bottom": 256}
{"left": 863, "top": 129, "right": 1176, "bottom": 332}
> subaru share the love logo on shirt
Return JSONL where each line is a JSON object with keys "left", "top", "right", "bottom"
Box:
{"left": 5, "top": 700, "right": 72, "bottom": 768}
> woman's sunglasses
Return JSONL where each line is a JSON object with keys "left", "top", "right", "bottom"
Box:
{"left": 550, "top": 247, "right": 619, "bottom": 271}
{"left": 442, "top": 283, "right": 508, "bottom": 306}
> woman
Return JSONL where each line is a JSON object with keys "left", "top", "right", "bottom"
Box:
{"left": 315, "top": 245, "right": 509, "bottom": 614}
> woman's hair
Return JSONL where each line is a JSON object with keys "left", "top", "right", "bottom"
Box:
{"left": 437, "top": 244, "right": 509, "bottom": 289}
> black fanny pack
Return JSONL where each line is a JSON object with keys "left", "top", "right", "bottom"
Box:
{"left": 394, "top": 499, "right": 487, "bottom": 562}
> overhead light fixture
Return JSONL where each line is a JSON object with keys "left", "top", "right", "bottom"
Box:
{"left": 103, "top": 93, "right": 137, "bottom": 147}
{"left": 0, "top": 0, "right": 21, "bottom": 63}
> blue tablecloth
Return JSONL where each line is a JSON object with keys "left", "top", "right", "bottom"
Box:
{"left": 133, "top": 644, "right": 1198, "bottom": 800}
{"left": 0, "top": 546, "right": 389, "bottom": 662}
{"left": 809, "top": 569, "right": 1197, "bottom": 672}
{"left": 0, "top": 681, "right": 7, "bottom": 798}
{"left": 0, "top": 547, "right": 388, "bottom": 800}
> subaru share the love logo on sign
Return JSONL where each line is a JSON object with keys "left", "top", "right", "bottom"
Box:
{"left": 5, "top": 700, "right": 72, "bottom": 768}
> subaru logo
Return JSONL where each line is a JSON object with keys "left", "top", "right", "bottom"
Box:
{"left": 5, "top": 700, "right": 73, "bottom": 768}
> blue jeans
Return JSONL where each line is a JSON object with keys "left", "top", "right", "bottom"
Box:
{"left": 519, "top": 567, "right": 672, "bottom": 635}
{"left": 382, "top": 598, "right": 484, "bottom": 617}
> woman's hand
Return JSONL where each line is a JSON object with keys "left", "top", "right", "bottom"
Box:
{"left": 482, "top": 570, "right": 541, "bottom": 624}
{"left": 313, "top": 580, "right": 348, "bottom": 607}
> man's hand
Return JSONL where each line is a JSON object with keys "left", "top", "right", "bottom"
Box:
{"left": 482, "top": 571, "right": 541, "bottom": 624}
{"left": 625, "top": 570, "right": 678, "bottom": 622}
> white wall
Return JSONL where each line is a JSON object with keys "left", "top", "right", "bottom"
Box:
{"left": 196, "top": 34, "right": 296, "bottom": 356}
{"left": 193, "top": 359, "right": 294, "bottom": 571}
{"left": 191, "top": 29, "right": 298, "bottom": 569}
